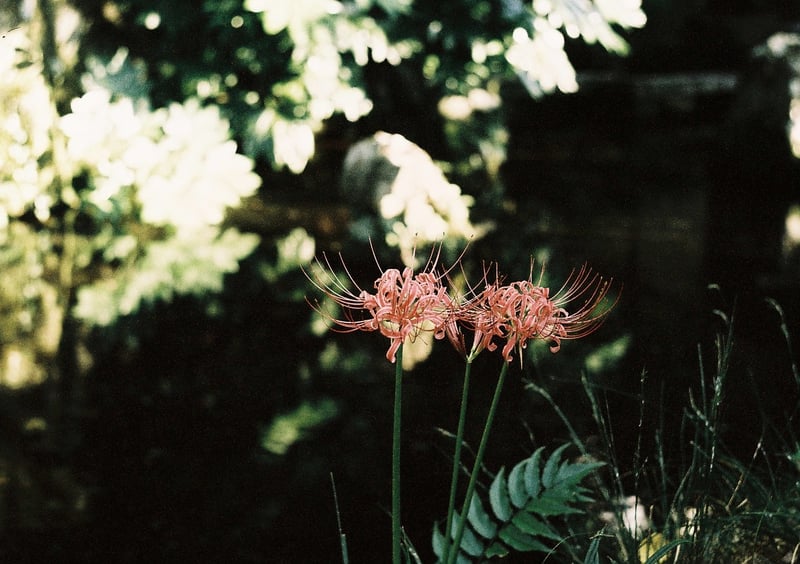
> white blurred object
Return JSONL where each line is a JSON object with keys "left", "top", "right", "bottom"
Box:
{"left": 341, "top": 131, "right": 487, "bottom": 267}
{"left": 599, "top": 495, "right": 651, "bottom": 537}
{"left": 511, "top": 0, "right": 646, "bottom": 97}
{"left": 60, "top": 90, "right": 261, "bottom": 231}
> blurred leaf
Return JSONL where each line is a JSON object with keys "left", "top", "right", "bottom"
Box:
{"left": 74, "top": 228, "right": 259, "bottom": 326}
{"left": 261, "top": 397, "right": 339, "bottom": 455}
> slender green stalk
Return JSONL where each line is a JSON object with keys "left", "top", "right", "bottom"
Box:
{"left": 330, "top": 473, "right": 349, "bottom": 564}
{"left": 392, "top": 344, "right": 404, "bottom": 564}
{"left": 441, "top": 359, "right": 474, "bottom": 563}
{"left": 446, "top": 361, "right": 509, "bottom": 564}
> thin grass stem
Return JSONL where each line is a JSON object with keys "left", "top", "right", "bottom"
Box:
{"left": 446, "top": 361, "right": 509, "bottom": 564}
{"left": 330, "top": 473, "right": 349, "bottom": 564}
{"left": 392, "top": 345, "right": 404, "bottom": 564}
{"left": 441, "top": 359, "right": 473, "bottom": 563}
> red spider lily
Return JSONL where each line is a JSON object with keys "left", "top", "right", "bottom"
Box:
{"left": 306, "top": 248, "right": 457, "bottom": 363}
{"left": 453, "top": 264, "right": 616, "bottom": 364}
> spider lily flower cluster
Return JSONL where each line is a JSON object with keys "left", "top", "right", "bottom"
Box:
{"left": 305, "top": 248, "right": 617, "bottom": 564}
{"left": 453, "top": 264, "right": 616, "bottom": 363}
{"left": 306, "top": 250, "right": 616, "bottom": 365}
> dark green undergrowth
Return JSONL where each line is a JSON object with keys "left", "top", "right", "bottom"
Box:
{"left": 434, "top": 298, "right": 800, "bottom": 563}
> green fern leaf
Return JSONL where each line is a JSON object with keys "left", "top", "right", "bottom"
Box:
{"left": 489, "top": 467, "right": 513, "bottom": 521}
{"left": 508, "top": 458, "right": 529, "bottom": 508}
{"left": 485, "top": 541, "right": 509, "bottom": 558}
{"left": 467, "top": 493, "right": 498, "bottom": 539}
{"left": 510, "top": 510, "right": 562, "bottom": 540}
{"left": 525, "top": 494, "right": 582, "bottom": 516}
{"left": 451, "top": 511, "right": 485, "bottom": 557}
{"left": 553, "top": 459, "right": 605, "bottom": 488}
{"left": 570, "top": 489, "right": 597, "bottom": 504}
{"left": 510, "top": 510, "right": 562, "bottom": 541}
{"left": 432, "top": 522, "right": 445, "bottom": 558}
{"left": 499, "top": 522, "right": 552, "bottom": 552}
{"left": 432, "top": 524, "right": 472, "bottom": 564}
{"left": 433, "top": 515, "right": 486, "bottom": 561}
{"left": 542, "top": 443, "right": 572, "bottom": 488}
{"left": 523, "top": 447, "right": 545, "bottom": 498}
{"left": 435, "top": 443, "right": 603, "bottom": 562}
{"left": 542, "top": 483, "right": 582, "bottom": 503}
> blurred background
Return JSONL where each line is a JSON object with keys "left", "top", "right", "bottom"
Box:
{"left": 0, "top": 0, "right": 799, "bottom": 561}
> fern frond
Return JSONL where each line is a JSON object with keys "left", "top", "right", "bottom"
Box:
{"left": 434, "top": 444, "right": 604, "bottom": 562}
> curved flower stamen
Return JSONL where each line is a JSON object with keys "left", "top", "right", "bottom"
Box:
{"left": 546, "top": 264, "right": 617, "bottom": 347}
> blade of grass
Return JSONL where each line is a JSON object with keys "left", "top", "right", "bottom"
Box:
{"left": 330, "top": 473, "right": 349, "bottom": 564}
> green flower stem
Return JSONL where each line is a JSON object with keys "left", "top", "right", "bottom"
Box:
{"left": 441, "top": 359, "right": 473, "bottom": 563}
{"left": 392, "top": 344, "right": 404, "bottom": 564}
{"left": 446, "top": 361, "right": 509, "bottom": 564}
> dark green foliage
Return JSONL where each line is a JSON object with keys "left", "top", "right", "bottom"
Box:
{"left": 433, "top": 444, "right": 604, "bottom": 562}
